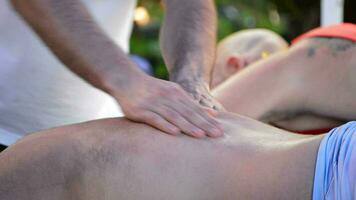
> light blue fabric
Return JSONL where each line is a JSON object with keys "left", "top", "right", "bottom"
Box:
{"left": 313, "top": 121, "right": 356, "bottom": 200}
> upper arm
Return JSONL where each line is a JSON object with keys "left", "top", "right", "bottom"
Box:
{"left": 291, "top": 38, "right": 356, "bottom": 120}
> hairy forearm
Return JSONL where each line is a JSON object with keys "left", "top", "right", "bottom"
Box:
{"left": 10, "top": 0, "right": 144, "bottom": 97}
{"left": 160, "top": 0, "right": 217, "bottom": 86}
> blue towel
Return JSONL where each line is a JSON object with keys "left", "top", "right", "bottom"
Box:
{"left": 313, "top": 121, "right": 356, "bottom": 200}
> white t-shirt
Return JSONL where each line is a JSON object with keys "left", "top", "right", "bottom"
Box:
{"left": 0, "top": 0, "right": 137, "bottom": 146}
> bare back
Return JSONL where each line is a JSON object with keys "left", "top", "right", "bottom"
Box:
{"left": 0, "top": 113, "right": 323, "bottom": 200}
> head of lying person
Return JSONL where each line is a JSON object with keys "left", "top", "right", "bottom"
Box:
{"left": 212, "top": 29, "right": 288, "bottom": 88}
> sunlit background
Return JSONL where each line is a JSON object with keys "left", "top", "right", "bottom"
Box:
{"left": 131, "top": 0, "right": 356, "bottom": 79}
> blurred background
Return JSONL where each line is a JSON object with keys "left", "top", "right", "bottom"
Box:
{"left": 130, "top": 0, "right": 356, "bottom": 79}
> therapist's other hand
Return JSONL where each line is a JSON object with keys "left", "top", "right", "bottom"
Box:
{"left": 116, "top": 76, "right": 223, "bottom": 138}
{"left": 178, "top": 80, "right": 225, "bottom": 111}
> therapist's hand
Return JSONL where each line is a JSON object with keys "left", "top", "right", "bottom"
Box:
{"left": 177, "top": 80, "right": 225, "bottom": 111}
{"left": 115, "top": 75, "right": 223, "bottom": 138}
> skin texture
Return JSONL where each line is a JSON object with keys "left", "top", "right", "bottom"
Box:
{"left": 9, "top": 0, "right": 223, "bottom": 138}
{"left": 213, "top": 37, "right": 356, "bottom": 131}
{"left": 0, "top": 114, "right": 323, "bottom": 200}
{"left": 212, "top": 29, "right": 288, "bottom": 88}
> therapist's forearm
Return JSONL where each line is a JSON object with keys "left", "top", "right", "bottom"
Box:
{"left": 11, "top": 0, "right": 225, "bottom": 137}
{"left": 10, "top": 0, "right": 144, "bottom": 96}
{"left": 160, "top": 0, "right": 217, "bottom": 86}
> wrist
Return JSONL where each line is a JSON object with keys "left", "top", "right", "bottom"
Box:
{"left": 102, "top": 68, "right": 148, "bottom": 101}
{"left": 168, "top": 58, "right": 212, "bottom": 83}
{"left": 173, "top": 78, "right": 211, "bottom": 96}
{"left": 170, "top": 70, "right": 210, "bottom": 88}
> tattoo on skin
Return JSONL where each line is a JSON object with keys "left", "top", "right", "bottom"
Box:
{"left": 306, "top": 38, "right": 355, "bottom": 58}
{"left": 307, "top": 48, "right": 316, "bottom": 57}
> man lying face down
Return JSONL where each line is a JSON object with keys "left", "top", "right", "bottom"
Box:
{"left": 1, "top": 24, "right": 355, "bottom": 200}
{"left": 0, "top": 112, "right": 355, "bottom": 199}
{"left": 212, "top": 23, "right": 356, "bottom": 134}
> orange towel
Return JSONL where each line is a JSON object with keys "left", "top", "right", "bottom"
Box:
{"left": 292, "top": 23, "right": 356, "bottom": 44}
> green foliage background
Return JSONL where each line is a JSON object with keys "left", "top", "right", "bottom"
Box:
{"left": 130, "top": 0, "right": 352, "bottom": 79}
